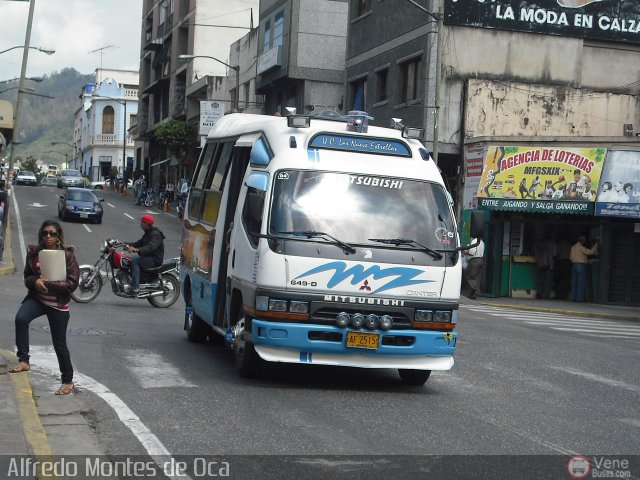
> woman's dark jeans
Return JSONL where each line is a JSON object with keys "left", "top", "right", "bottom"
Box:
{"left": 15, "top": 297, "right": 73, "bottom": 383}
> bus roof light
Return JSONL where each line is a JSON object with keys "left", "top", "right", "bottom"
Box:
{"left": 287, "top": 116, "right": 311, "bottom": 128}
{"left": 402, "top": 127, "right": 423, "bottom": 139}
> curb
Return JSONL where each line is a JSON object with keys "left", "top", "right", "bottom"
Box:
{"left": 0, "top": 211, "right": 16, "bottom": 276}
{"left": 0, "top": 349, "right": 56, "bottom": 466}
{"left": 479, "top": 300, "right": 639, "bottom": 322}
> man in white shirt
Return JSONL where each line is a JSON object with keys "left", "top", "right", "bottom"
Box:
{"left": 463, "top": 238, "right": 485, "bottom": 299}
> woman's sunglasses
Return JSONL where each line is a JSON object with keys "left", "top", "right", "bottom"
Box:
{"left": 41, "top": 231, "right": 59, "bottom": 238}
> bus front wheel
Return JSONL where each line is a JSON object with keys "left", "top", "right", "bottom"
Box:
{"left": 233, "top": 310, "right": 260, "bottom": 378}
{"left": 398, "top": 369, "right": 431, "bottom": 386}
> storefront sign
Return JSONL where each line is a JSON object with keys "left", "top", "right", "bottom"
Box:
{"left": 444, "top": 0, "right": 640, "bottom": 45}
{"left": 199, "top": 101, "right": 225, "bottom": 136}
{"left": 462, "top": 143, "right": 485, "bottom": 209}
{"left": 476, "top": 146, "right": 606, "bottom": 214}
{"left": 479, "top": 197, "right": 594, "bottom": 215}
{"left": 595, "top": 150, "right": 640, "bottom": 219}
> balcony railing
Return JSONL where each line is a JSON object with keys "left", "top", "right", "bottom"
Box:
{"left": 91, "top": 134, "right": 135, "bottom": 146}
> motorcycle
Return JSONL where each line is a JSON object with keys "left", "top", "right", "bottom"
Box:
{"left": 71, "top": 238, "right": 181, "bottom": 308}
{"left": 142, "top": 188, "right": 156, "bottom": 207}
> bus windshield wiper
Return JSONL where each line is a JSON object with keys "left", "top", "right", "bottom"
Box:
{"left": 278, "top": 231, "right": 357, "bottom": 254}
{"left": 368, "top": 238, "right": 443, "bottom": 260}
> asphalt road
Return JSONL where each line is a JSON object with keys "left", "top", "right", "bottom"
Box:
{"left": 1, "top": 185, "right": 638, "bottom": 474}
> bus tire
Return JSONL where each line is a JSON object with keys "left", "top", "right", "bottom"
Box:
{"left": 233, "top": 309, "right": 260, "bottom": 378}
{"left": 398, "top": 369, "right": 431, "bottom": 386}
{"left": 186, "top": 308, "right": 210, "bottom": 343}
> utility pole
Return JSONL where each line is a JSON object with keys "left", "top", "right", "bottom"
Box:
{"left": 7, "top": 0, "right": 36, "bottom": 189}
{"left": 432, "top": 1, "right": 444, "bottom": 166}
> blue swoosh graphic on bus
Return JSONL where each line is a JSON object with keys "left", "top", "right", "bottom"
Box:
{"left": 294, "top": 262, "right": 433, "bottom": 294}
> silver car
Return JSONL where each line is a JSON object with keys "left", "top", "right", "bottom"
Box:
{"left": 57, "top": 169, "right": 84, "bottom": 189}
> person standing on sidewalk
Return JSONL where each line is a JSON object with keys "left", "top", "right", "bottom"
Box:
{"left": 570, "top": 235, "right": 598, "bottom": 302}
{"left": 464, "top": 237, "right": 485, "bottom": 299}
{"left": 9, "top": 220, "right": 80, "bottom": 396}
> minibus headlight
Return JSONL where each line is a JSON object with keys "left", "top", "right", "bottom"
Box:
{"left": 289, "top": 301, "right": 309, "bottom": 314}
{"left": 415, "top": 310, "right": 433, "bottom": 322}
{"left": 269, "top": 299, "right": 288, "bottom": 312}
{"left": 351, "top": 313, "right": 365, "bottom": 328}
{"left": 433, "top": 311, "right": 452, "bottom": 323}
{"left": 451, "top": 311, "right": 459, "bottom": 324}
{"left": 336, "top": 312, "right": 351, "bottom": 328}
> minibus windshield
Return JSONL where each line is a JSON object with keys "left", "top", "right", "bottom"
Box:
{"left": 269, "top": 170, "right": 456, "bottom": 251}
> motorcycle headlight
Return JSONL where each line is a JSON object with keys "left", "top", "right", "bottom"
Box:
{"left": 99, "top": 240, "right": 108, "bottom": 253}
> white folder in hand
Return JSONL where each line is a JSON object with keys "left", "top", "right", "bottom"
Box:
{"left": 39, "top": 250, "right": 67, "bottom": 281}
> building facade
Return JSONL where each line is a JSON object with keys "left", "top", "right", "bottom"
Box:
{"left": 255, "top": 0, "right": 349, "bottom": 115}
{"left": 75, "top": 69, "right": 139, "bottom": 183}
{"left": 137, "top": 0, "right": 258, "bottom": 189}
{"left": 346, "top": 0, "right": 640, "bottom": 305}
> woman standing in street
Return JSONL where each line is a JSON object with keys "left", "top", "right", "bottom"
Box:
{"left": 8, "top": 220, "right": 80, "bottom": 395}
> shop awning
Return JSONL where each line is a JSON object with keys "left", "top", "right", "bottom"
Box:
{"left": 478, "top": 198, "right": 594, "bottom": 215}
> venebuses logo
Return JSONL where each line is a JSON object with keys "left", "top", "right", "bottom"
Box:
{"left": 567, "top": 456, "right": 591, "bottom": 479}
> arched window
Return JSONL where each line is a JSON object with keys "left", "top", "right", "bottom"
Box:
{"left": 102, "top": 106, "right": 115, "bottom": 134}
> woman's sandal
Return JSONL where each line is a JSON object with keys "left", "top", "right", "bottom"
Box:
{"left": 8, "top": 362, "right": 30, "bottom": 373}
{"left": 55, "top": 383, "right": 75, "bottom": 396}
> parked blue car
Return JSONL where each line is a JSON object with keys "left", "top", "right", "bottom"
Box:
{"left": 58, "top": 187, "right": 104, "bottom": 224}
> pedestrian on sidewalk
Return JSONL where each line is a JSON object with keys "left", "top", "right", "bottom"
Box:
{"left": 463, "top": 237, "right": 485, "bottom": 299}
{"left": 9, "top": 220, "right": 80, "bottom": 396}
{"left": 570, "top": 235, "right": 598, "bottom": 302}
{"left": 166, "top": 181, "right": 175, "bottom": 203}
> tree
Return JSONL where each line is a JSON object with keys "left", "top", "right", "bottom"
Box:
{"left": 21, "top": 156, "right": 42, "bottom": 179}
{"left": 153, "top": 119, "right": 196, "bottom": 178}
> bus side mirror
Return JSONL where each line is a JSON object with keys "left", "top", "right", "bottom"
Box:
{"left": 470, "top": 211, "right": 484, "bottom": 239}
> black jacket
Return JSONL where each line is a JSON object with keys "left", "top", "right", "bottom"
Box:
{"left": 130, "top": 227, "right": 165, "bottom": 266}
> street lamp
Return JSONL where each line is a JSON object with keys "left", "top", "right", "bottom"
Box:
{"left": 6, "top": 0, "right": 55, "bottom": 190}
{"left": 178, "top": 54, "right": 240, "bottom": 109}
{"left": 0, "top": 45, "right": 55, "bottom": 56}
{"left": 48, "top": 150, "right": 69, "bottom": 169}
{"left": 0, "top": 76, "right": 44, "bottom": 85}
{"left": 51, "top": 141, "right": 77, "bottom": 168}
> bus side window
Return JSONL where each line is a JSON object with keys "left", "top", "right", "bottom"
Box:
{"left": 202, "top": 142, "right": 233, "bottom": 225}
{"left": 242, "top": 187, "right": 265, "bottom": 248}
{"left": 188, "top": 143, "right": 218, "bottom": 221}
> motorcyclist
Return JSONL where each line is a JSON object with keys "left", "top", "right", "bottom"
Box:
{"left": 124, "top": 214, "right": 164, "bottom": 295}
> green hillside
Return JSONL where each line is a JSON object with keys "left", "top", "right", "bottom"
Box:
{"left": 0, "top": 68, "right": 93, "bottom": 168}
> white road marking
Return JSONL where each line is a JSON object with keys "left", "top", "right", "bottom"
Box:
{"left": 107, "top": 203, "right": 115, "bottom": 208}
{"left": 83, "top": 224, "right": 92, "bottom": 233}
{"left": 123, "top": 350, "right": 196, "bottom": 388}
{"left": 28, "top": 202, "right": 47, "bottom": 208}
{"left": 29, "top": 346, "right": 192, "bottom": 480}
{"left": 548, "top": 365, "right": 640, "bottom": 394}
{"left": 124, "top": 213, "right": 134, "bottom": 220}
{"left": 462, "top": 305, "right": 640, "bottom": 340}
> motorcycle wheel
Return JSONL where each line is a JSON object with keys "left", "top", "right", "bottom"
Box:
{"left": 144, "top": 196, "right": 154, "bottom": 207}
{"left": 147, "top": 274, "right": 180, "bottom": 308}
{"left": 71, "top": 267, "right": 103, "bottom": 303}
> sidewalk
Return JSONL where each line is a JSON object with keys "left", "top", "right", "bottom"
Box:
{"left": 463, "top": 295, "right": 640, "bottom": 321}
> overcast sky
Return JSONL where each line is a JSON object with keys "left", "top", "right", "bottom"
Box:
{"left": 0, "top": 0, "right": 142, "bottom": 81}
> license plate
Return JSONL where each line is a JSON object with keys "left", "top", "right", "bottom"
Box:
{"left": 80, "top": 213, "right": 88, "bottom": 218}
{"left": 346, "top": 331, "right": 379, "bottom": 350}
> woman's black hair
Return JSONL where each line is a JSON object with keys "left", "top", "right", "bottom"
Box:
{"left": 602, "top": 181, "right": 612, "bottom": 190}
{"left": 38, "top": 219, "right": 65, "bottom": 250}
{"left": 623, "top": 183, "right": 633, "bottom": 191}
